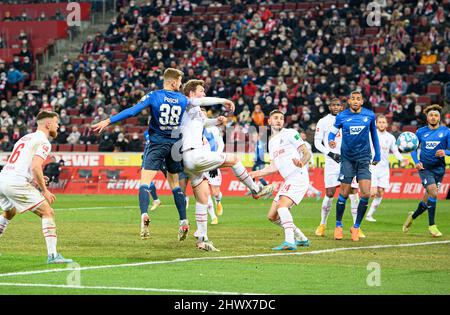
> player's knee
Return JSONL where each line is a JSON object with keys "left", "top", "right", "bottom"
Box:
{"left": 267, "top": 213, "right": 277, "bottom": 222}
{"left": 326, "top": 191, "right": 334, "bottom": 198}
{"left": 428, "top": 190, "right": 438, "bottom": 199}
{"left": 377, "top": 191, "right": 384, "bottom": 198}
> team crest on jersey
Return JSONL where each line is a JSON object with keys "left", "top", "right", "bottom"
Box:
{"left": 349, "top": 126, "right": 365, "bottom": 135}
{"left": 363, "top": 117, "right": 368, "bottom": 122}
{"left": 425, "top": 141, "right": 440, "bottom": 149}
{"left": 439, "top": 133, "right": 443, "bottom": 138}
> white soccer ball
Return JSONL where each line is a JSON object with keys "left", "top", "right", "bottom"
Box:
{"left": 396, "top": 131, "right": 419, "bottom": 153}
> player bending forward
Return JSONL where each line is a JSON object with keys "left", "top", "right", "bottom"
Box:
{"left": 403, "top": 105, "right": 450, "bottom": 237}
{"left": 0, "top": 111, "right": 72, "bottom": 264}
{"left": 181, "top": 80, "right": 274, "bottom": 251}
{"left": 314, "top": 98, "right": 364, "bottom": 237}
{"left": 366, "top": 114, "right": 409, "bottom": 222}
{"left": 250, "top": 110, "right": 310, "bottom": 250}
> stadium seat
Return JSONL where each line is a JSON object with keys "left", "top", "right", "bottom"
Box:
{"left": 87, "top": 144, "right": 99, "bottom": 152}
{"left": 296, "top": 3, "right": 310, "bottom": 10}
{"left": 67, "top": 109, "right": 79, "bottom": 116}
{"left": 284, "top": 3, "right": 296, "bottom": 10}
{"left": 58, "top": 144, "right": 72, "bottom": 152}
{"left": 269, "top": 4, "right": 283, "bottom": 11}
{"left": 51, "top": 144, "right": 58, "bottom": 152}
{"left": 427, "top": 85, "right": 441, "bottom": 95}
{"left": 402, "top": 125, "right": 417, "bottom": 133}
{"left": 72, "top": 144, "right": 86, "bottom": 152}
{"left": 417, "top": 95, "right": 431, "bottom": 104}
{"left": 374, "top": 106, "right": 387, "bottom": 114}
{"left": 84, "top": 117, "right": 94, "bottom": 124}
{"left": 70, "top": 117, "right": 83, "bottom": 125}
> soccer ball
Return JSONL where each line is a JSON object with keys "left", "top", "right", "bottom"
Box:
{"left": 396, "top": 131, "right": 419, "bottom": 153}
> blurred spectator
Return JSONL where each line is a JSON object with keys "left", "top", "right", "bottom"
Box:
{"left": 67, "top": 126, "right": 81, "bottom": 144}
{"left": 251, "top": 104, "right": 265, "bottom": 127}
{"left": 79, "top": 124, "right": 97, "bottom": 145}
{"left": 128, "top": 132, "right": 142, "bottom": 152}
{"left": 99, "top": 133, "right": 114, "bottom": 152}
{"left": 55, "top": 125, "right": 69, "bottom": 144}
{"left": 0, "top": 135, "right": 13, "bottom": 152}
{"left": 114, "top": 133, "right": 129, "bottom": 152}
{"left": 389, "top": 75, "right": 408, "bottom": 96}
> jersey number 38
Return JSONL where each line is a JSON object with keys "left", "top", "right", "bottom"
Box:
{"left": 159, "top": 104, "right": 182, "bottom": 126}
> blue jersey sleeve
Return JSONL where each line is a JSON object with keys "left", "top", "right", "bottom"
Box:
{"left": 445, "top": 129, "right": 450, "bottom": 156}
{"left": 370, "top": 114, "right": 381, "bottom": 162}
{"left": 110, "top": 92, "right": 153, "bottom": 124}
{"left": 328, "top": 113, "right": 342, "bottom": 142}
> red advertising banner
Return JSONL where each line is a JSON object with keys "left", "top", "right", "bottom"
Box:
{"left": 49, "top": 166, "right": 450, "bottom": 199}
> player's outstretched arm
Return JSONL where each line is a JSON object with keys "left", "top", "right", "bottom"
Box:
{"left": 370, "top": 118, "right": 381, "bottom": 165}
{"left": 190, "top": 97, "right": 235, "bottom": 112}
{"left": 92, "top": 97, "right": 150, "bottom": 133}
{"left": 249, "top": 161, "right": 278, "bottom": 178}
{"left": 32, "top": 156, "right": 56, "bottom": 204}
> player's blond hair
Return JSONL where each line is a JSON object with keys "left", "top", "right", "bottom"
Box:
{"left": 183, "top": 79, "right": 205, "bottom": 96}
{"left": 163, "top": 68, "right": 184, "bottom": 82}
{"left": 36, "top": 110, "right": 59, "bottom": 122}
{"left": 423, "top": 104, "right": 442, "bottom": 115}
{"left": 376, "top": 114, "right": 387, "bottom": 122}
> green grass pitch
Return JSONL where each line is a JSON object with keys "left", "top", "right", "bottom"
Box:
{"left": 0, "top": 195, "right": 449, "bottom": 295}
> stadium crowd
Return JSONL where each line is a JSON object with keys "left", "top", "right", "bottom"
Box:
{"left": 0, "top": 0, "right": 449, "bottom": 153}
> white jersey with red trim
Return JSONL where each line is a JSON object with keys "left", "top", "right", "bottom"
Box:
{"left": 269, "top": 128, "right": 306, "bottom": 179}
{"left": 0, "top": 130, "right": 51, "bottom": 183}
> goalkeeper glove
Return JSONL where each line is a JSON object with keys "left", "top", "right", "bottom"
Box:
{"left": 327, "top": 152, "right": 341, "bottom": 163}
{"left": 209, "top": 169, "right": 218, "bottom": 178}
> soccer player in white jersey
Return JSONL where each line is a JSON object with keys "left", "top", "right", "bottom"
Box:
{"left": 313, "top": 98, "right": 364, "bottom": 238}
{"left": 204, "top": 124, "right": 225, "bottom": 223}
{"left": 366, "top": 114, "right": 409, "bottom": 222}
{"left": 0, "top": 111, "right": 72, "bottom": 264}
{"left": 181, "top": 80, "right": 274, "bottom": 251}
{"left": 249, "top": 110, "right": 310, "bottom": 250}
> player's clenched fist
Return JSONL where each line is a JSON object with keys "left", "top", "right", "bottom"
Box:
{"left": 43, "top": 189, "right": 56, "bottom": 204}
{"left": 292, "top": 158, "right": 304, "bottom": 168}
{"left": 217, "top": 116, "right": 227, "bottom": 125}
{"left": 92, "top": 118, "right": 111, "bottom": 133}
{"left": 224, "top": 100, "right": 235, "bottom": 112}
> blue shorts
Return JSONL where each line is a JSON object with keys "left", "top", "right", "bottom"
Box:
{"left": 142, "top": 142, "right": 183, "bottom": 174}
{"left": 339, "top": 158, "right": 371, "bottom": 184}
{"left": 178, "top": 170, "right": 188, "bottom": 181}
{"left": 419, "top": 167, "right": 445, "bottom": 189}
{"left": 252, "top": 161, "right": 266, "bottom": 171}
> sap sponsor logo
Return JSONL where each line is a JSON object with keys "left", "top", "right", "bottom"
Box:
{"left": 425, "top": 141, "right": 440, "bottom": 149}
{"left": 349, "top": 126, "right": 365, "bottom": 135}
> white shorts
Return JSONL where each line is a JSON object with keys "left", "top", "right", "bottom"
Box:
{"left": 371, "top": 167, "right": 390, "bottom": 189}
{"left": 324, "top": 164, "right": 359, "bottom": 189}
{"left": 0, "top": 181, "right": 46, "bottom": 213}
{"left": 274, "top": 172, "right": 309, "bottom": 205}
{"left": 205, "top": 168, "right": 222, "bottom": 187}
{"left": 183, "top": 149, "right": 226, "bottom": 187}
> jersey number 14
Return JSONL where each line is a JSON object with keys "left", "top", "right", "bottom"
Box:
{"left": 159, "top": 104, "right": 182, "bottom": 126}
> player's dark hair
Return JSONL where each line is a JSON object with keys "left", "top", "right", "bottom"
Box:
{"left": 163, "top": 68, "right": 184, "bottom": 81}
{"left": 36, "top": 110, "right": 59, "bottom": 121}
{"left": 350, "top": 90, "right": 363, "bottom": 97}
{"left": 329, "top": 98, "right": 341, "bottom": 105}
{"left": 183, "top": 79, "right": 205, "bottom": 96}
{"left": 269, "top": 109, "right": 284, "bottom": 117}
{"left": 423, "top": 104, "right": 442, "bottom": 115}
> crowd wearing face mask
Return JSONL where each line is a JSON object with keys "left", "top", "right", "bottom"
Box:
{"left": 0, "top": 0, "right": 449, "bottom": 153}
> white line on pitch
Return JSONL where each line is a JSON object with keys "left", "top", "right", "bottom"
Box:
{"left": 0, "top": 282, "right": 265, "bottom": 295}
{"left": 54, "top": 206, "right": 169, "bottom": 211}
{"left": 0, "top": 240, "right": 449, "bottom": 278}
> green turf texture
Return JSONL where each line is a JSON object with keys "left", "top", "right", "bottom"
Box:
{"left": 0, "top": 195, "right": 449, "bottom": 295}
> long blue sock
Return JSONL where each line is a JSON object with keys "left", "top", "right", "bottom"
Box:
{"left": 354, "top": 197, "right": 369, "bottom": 228}
{"left": 427, "top": 197, "right": 437, "bottom": 226}
{"left": 259, "top": 178, "right": 268, "bottom": 186}
{"left": 149, "top": 182, "right": 158, "bottom": 201}
{"left": 139, "top": 184, "right": 150, "bottom": 215}
{"left": 412, "top": 201, "right": 427, "bottom": 219}
{"left": 172, "top": 186, "right": 187, "bottom": 220}
{"left": 336, "top": 194, "right": 347, "bottom": 227}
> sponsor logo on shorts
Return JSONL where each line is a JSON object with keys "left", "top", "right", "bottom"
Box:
{"left": 425, "top": 141, "right": 440, "bottom": 149}
{"left": 349, "top": 126, "right": 365, "bottom": 135}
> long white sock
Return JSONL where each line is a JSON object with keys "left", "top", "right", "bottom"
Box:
{"left": 195, "top": 203, "right": 208, "bottom": 240}
{"left": 293, "top": 225, "right": 308, "bottom": 241}
{"left": 232, "top": 161, "right": 259, "bottom": 194}
{"left": 0, "top": 216, "right": 10, "bottom": 238}
{"left": 214, "top": 191, "right": 222, "bottom": 204}
{"left": 207, "top": 196, "right": 217, "bottom": 220}
{"left": 277, "top": 207, "right": 295, "bottom": 244}
{"left": 349, "top": 193, "right": 359, "bottom": 224}
{"left": 368, "top": 196, "right": 382, "bottom": 217}
{"left": 185, "top": 196, "right": 189, "bottom": 210}
{"left": 42, "top": 218, "right": 57, "bottom": 257}
{"left": 320, "top": 196, "right": 333, "bottom": 225}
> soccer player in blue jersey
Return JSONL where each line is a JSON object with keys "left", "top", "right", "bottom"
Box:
{"left": 328, "top": 91, "right": 381, "bottom": 241}
{"left": 92, "top": 68, "right": 234, "bottom": 241}
{"left": 403, "top": 104, "right": 450, "bottom": 237}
